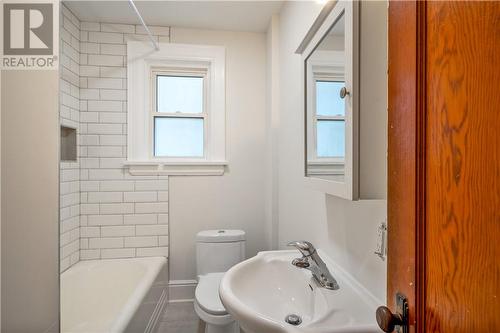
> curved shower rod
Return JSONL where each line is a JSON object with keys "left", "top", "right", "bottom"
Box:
{"left": 127, "top": 0, "right": 160, "bottom": 51}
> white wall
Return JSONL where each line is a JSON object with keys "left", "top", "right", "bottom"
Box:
{"left": 168, "top": 28, "right": 268, "bottom": 287}
{"left": 265, "top": 15, "right": 280, "bottom": 251}
{"left": 2, "top": 70, "right": 60, "bottom": 332}
{"left": 275, "top": 1, "right": 387, "bottom": 302}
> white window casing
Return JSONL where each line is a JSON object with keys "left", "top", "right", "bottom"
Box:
{"left": 126, "top": 42, "right": 227, "bottom": 175}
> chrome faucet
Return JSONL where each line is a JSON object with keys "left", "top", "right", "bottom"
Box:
{"left": 287, "top": 241, "right": 339, "bottom": 290}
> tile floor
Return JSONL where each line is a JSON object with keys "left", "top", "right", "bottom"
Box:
{"left": 156, "top": 302, "right": 204, "bottom": 333}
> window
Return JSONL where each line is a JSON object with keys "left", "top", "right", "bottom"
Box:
{"left": 153, "top": 73, "right": 206, "bottom": 157}
{"left": 305, "top": 50, "right": 346, "bottom": 177}
{"left": 314, "top": 79, "right": 345, "bottom": 158}
{"left": 127, "top": 42, "right": 226, "bottom": 175}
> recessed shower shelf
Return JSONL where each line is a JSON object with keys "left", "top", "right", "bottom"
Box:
{"left": 60, "top": 126, "right": 77, "bottom": 162}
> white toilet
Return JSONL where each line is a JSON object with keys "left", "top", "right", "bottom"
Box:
{"left": 194, "top": 230, "right": 245, "bottom": 333}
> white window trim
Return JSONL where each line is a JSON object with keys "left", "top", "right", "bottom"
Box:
{"left": 306, "top": 50, "right": 346, "bottom": 171}
{"left": 126, "top": 42, "right": 227, "bottom": 175}
{"left": 151, "top": 69, "right": 208, "bottom": 159}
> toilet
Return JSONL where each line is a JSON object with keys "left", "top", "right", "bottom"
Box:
{"left": 194, "top": 230, "right": 246, "bottom": 333}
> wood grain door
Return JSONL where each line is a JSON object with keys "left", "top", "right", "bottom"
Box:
{"left": 386, "top": 1, "right": 500, "bottom": 333}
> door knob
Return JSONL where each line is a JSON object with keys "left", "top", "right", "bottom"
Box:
{"left": 376, "top": 306, "right": 403, "bottom": 332}
{"left": 376, "top": 293, "right": 408, "bottom": 333}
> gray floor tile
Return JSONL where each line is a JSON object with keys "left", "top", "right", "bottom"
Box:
{"left": 156, "top": 302, "right": 204, "bottom": 333}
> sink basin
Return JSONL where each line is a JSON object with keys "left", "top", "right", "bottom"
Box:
{"left": 219, "top": 250, "right": 381, "bottom": 333}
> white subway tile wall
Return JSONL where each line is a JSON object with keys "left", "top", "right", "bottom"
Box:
{"left": 78, "top": 20, "right": 170, "bottom": 261}
{"left": 60, "top": 5, "right": 81, "bottom": 272}
{"left": 59, "top": 5, "right": 171, "bottom": 270}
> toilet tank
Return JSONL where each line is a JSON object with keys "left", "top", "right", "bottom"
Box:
{"left": 196, "top": 230, "right": 246, "bottom": 276}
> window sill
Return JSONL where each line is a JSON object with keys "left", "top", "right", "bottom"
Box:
{"left": 123, "top": 161, "right": 228, "bottom": 176}
{"left": 307, "top": 160, "right": 345, "bottom": 175}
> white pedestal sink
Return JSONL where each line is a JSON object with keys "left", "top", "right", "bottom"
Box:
{"left": 219, "top": 250, "right": 381, "bottom": 333}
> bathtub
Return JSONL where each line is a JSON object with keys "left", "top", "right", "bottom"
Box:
{"left": 61, "top": 257, "right": 168, "bottom": 333}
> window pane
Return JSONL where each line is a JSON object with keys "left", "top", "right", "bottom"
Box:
{"left": 317, "top": 120, "right": 345, "bottom": 157}
{"left": 157, "top": 76, "right": 203, "bottom": 114}
{"left": 316, "top": 81, "right": 345, "bottom": 116}
{"left": 154, "top": 117, "right": 204, "bottom": 157}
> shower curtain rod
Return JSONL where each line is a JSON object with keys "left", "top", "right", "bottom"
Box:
{"left": 128, "top": 0, "right": 160, "bottom": 51}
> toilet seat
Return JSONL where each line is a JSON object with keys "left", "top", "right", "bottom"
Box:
{"left": 195, "top": 272, "right": 227, "bottom": 316}
{"left": 194, "top": 300, "right": 234, "bottom": 327}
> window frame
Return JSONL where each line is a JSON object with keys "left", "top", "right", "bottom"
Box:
{"left": 313, "top": 73, "right": 346, "bottom": 162}
{"left": 306, "top": 50, "right": 346, "bottom": 167}
{"left": 151, "top": 69, "right": 208, "bottom": 159}
{"left": 126, "top": 42, "right": 227, "bottom": 176}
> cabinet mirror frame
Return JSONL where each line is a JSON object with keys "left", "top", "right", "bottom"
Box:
{"left": 300, "top": 1, "right": 359, "bottom": 200}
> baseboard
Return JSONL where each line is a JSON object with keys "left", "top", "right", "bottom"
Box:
{"left": 168, "top": 279, "right": 197, "bottom": 303}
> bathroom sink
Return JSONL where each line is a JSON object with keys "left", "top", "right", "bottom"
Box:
{"left": 219, "top": 250, "right": 381, "bottom": 333}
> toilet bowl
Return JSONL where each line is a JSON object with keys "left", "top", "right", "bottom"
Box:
{"left": 194, "top": 230, "right": 246, "bottom": 333}
{"left": 194, "top": 273, "right": 238, "bottom": 333}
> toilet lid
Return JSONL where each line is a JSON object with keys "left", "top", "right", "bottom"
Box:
{"left": 195, "top": 272, "right": 228, "bottom": 316}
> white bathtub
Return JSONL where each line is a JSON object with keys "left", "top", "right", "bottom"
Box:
{"left": 61, "top": 257, "right": 168, "bottom": 333}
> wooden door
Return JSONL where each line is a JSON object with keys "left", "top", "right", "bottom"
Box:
{"left": 387, "top": 1, "right": 500, "bottom": 333}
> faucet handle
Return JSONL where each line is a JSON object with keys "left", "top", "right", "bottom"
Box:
{"left": 287, "top": 241, "right": 316, "bottom": 256}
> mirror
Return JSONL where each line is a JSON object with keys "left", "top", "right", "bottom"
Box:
{"left": 306, "top": 13, "right": 346, "bottom": 182}
{"left": 302, "top": 1, "right": 358, "bottom": 200}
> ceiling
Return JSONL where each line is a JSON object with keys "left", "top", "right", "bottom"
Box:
{"left": 64, "top": 1, "right": 285, "bottom": 33}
